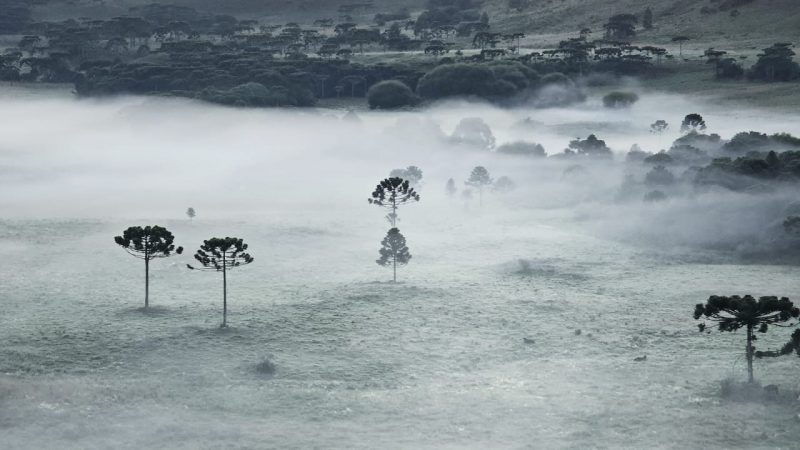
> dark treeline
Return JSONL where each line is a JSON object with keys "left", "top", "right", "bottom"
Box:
{"left": 2, "top": 1, "right": 795, "bottom": 108}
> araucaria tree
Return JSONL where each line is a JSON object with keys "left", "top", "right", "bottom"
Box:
{"left": 465, "top": 166, "right": 493, "bottom": 206}
{"left": 376, "top": 228, "right": 411, "bottom": 282}
{"left": 114, "top": 226, "right": 183, "bottom": 308}
{"left": 187, "top": 237, "right": 254, "bottom": 327}
{"left": 694, "top": 295, "right": 798, "bottom": 383}
{"left": 681, "top": 113, "right": 706, "bottom": 133}
{"left": 368, "top": 177, "right": 420, "bottom": 226}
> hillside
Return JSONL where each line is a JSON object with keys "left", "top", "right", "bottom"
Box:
{"left": 489, "top": 0, "right": 800, "bottom": 49}
{"left": 30, "top": 0, "right": 800, "bottom": 49}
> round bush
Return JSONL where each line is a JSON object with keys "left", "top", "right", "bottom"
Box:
{"left": 367, "top": 80, "right": 418, "bottom": 109}
{"left": 416, "top": 63, "right": 516, "bottom": 100}
{"left": 602, "top": 91, "right": 639, "bottom": 108}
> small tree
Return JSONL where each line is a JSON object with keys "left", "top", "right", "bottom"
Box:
{"left": 445, "top": 178, "right": 457, "bottom": 197}
{"left": 114, "top": 226, "right": 183, "bottom": 308}
{"left": 466, "top": 166, "right": 493, "bottom": 205}
{"left": 672, "top": 36, "right": 690, "bottom": 59}
{"left": 187, "top": 237, "right": 254, "bottom": 327}
{"left": 368, "top": 177, "right": 420, "bottom": 226}
{"left": 376, "top": 227, "right": 411, "bottom": 282}
{"left": 186, "top": 207, "right": 196, "bottom": 221}
{"left": 694, "top": 295, "right": 799, "bottom": 383}
{"left": 650, "top": 120, "right": 669, "bottom": 134}
{"left": 681, "top": 113, "right": 706, "bottom": 133}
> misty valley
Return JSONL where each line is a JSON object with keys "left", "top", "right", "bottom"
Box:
{"left": 2, "top": 0, "right": 800, "bottom": 448}
{"left": 2, "top": 84, "right": 800, "bottom": 448}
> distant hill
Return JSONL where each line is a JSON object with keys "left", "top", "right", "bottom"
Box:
{"left": 486, "top": 0, "right": 800, "bottom": 48}
{"left": 30, "top": 0, "right": 800, "bottom": 48}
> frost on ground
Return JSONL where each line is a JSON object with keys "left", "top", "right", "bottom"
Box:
{"left": 1, "top": 88, "right": 800, "bottom": 448}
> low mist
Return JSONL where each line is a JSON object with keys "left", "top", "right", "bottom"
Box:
{"left": 2, "top": 85, "right": 799, "bottom": 261}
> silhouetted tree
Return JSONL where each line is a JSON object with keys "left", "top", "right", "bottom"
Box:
{"left": 568, "top": 134, "right": 613, "bottom": 158}
{"left": 186, "top": 207, "right": 196, "bottom": 221}
{"left": 694, "top": 295, "right": 799, "bottom": 382}
{"left": 187, "top": 237, "right": 254, "bottom": 327}
{"left": 681, "top": 113, "right": 706, "bottom": 133}
{"left": 672, "top": 36, "right": 690, "bottom": 59}
{"left": 369, "top": 177, "right": 420, "bottom": 226}
{"left": 376, "top": 227, "right": 411, "bottom": 282}
{"left": 114, "top": 226, "right": 183, "bottom": 308}
{"left": 748, "top": 43, "right": 800, "bottom": 82}
{"left": 465, "top": 166, "right": 492, "bottom": 206}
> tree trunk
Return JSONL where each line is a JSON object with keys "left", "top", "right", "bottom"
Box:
{"left": 144, "top": 258, "right": 150, "bottom": 308}
{"left": 479, "top": 187, "right": 483, "bottom": 207}
{"left": 746, "top": 324, "right": 754, "bottom": 383}
{"left": 222, "top": 255, "right": 228, "bottom": 328}
{"left": 393, "top": 256, "right": 397, "bottom": 282}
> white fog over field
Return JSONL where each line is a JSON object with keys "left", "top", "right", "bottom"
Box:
{"left": 2, "top": 84, "right": 800, "bottom": 448}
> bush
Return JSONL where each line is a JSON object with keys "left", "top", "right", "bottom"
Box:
{"left": 367, "top": 80, "right": 418, "bottom": 109}
{"left": 602, "top": 91, "right": 639, "bottom": 108}
{"left": 417, "top": 63, "right": 516, "bottom": 100}
{"left": 540, "top": 72, "right": 571, "bottom": 87}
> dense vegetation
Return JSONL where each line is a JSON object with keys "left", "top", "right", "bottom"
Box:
{"left": 5, "top": 1, "right": 795, "bottom": 108}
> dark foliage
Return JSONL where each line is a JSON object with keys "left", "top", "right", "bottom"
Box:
{"left": 567, "top": 134, "right": 612, "bottom": 158}
{"left": 748, "top": 43, "right": 800, "bottom": 82}
{"left": 376, "top": 227, "right": 411, "bottom": 282}
{"left": 367, "top": 80, "right": 418, "bottom": 109}
{"left": 368, "top": 177, "right": 420, "bottom": 226}
{"left": 695, "top": 295, "right": 798, "bottom": 382}
{"left": 681, "top": 114, "right": 707, "bottom": 133}
{"left": 602, "top": 91, "right": 639, "bottom": 108}
{"left": 114, "top": 225, "right": 183, "bottom": 308}
{"left": 187, "top": 237, "right": 254, "bottom": 327}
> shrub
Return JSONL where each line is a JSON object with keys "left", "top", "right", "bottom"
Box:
{"left": 367, "top": 80, "right": 418, "bottom": 109}
{"left": 602, "top": 91, "right": 639, "bottom": 108}
{"left": 417, "top": 63, "right": 516, "bottom": 100}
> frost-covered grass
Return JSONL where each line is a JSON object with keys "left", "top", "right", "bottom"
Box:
{"left": 1, "top": 86, "right": 800, "bottom": 448}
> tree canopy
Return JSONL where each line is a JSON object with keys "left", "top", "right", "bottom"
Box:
{"left": 695, "top": 295, "right": 799, "bottom": 382}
